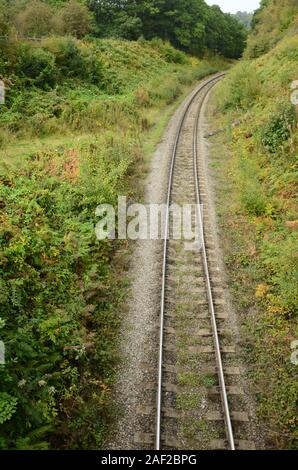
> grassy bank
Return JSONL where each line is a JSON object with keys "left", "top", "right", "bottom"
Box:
{"left": 208, "top": 35, "right": 298, "bottom": 449}
{"left": 0, "top": 37, "right": 227, "bottom": 449}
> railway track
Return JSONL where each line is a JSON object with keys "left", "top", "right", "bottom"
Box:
{"left": 134, "top": 75, "right": 256, "bottom": 451}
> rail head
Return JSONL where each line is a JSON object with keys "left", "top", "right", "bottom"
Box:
{"left": 193, "top": 79, "right": 235, "bottom": 450}
{"left": 156, "top": 73, "right": 229, "bottom": 451}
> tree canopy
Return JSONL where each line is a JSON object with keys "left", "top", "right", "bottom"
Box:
{"left": 0, "top": 0, "right": 247, "bottom": 58}
{"left": 234, "top": 11, "right": 253, "bottom": 29}
{"left": 87, "top": 0, "right": 247, "bottom": 58}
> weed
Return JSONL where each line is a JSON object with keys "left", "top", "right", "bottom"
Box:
{"left": 177, "top": 372, "right": 201, "bottom": 387}
{"left": 261, "top": 102, "right": 296, "bottom": 153}
{"left": 177, "top": 392, "right": 202, "bottom": 411}
{"left": 201, "top": 375, "right": 216, "bottom": 388}
{"left": 216, "top": 61, "right": 261, "bottom": 111}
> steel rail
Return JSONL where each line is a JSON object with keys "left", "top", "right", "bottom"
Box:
{"left": 193, "top": 82, "right": 235, "bottom": 450}
{"left": 155, "top": 73, "right": 228, "bottom": 450}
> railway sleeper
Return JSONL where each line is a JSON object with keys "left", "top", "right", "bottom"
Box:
{"left": 206, "top": 410, "right": 249, "bottom": 423}
{"left": 163, "top": 364, "right": 241, "bottom": 376}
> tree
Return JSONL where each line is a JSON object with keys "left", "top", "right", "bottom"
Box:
{"left": 54, "top": 0, "right": 93, "bottom": 39}
{"left": 0, "top": 0, "right": 11, "bottom": 36}
{"left": 14, "top": 0, "right": 54, "bottom": 37}
{"left": 4, "top": 0, "right": 247, "bottom": 58}
{"left": 88, "top": 0, "right": 246, "bottom": 58}
{"left": 234, "top": 11, "right": 253, "bottom": 29}
{"left": 251, "top": 0, "right": 270, "bottom": 30}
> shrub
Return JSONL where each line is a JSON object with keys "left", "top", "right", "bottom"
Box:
{"left": 46, "top": 39, "right": 103, "bottom": 85}
{"left": 217, "top": 62, "right": 261, "bottom": 111}
{"left": 160, "top": 44, "right": 188, "bottom": 64}
{"left": 134, "top": 86, "right": 151, "bottom": 107}
{"left": 0, "top": 393, "right": 18, "bottom": 425}
{"left": 246, "top": 0, "right": 298, "bottom": 59}
{"left": 54, "top": 0, "right": 93, "bottom": 39}
{"left": 240, "top": 184, "right": 267, "bottom": 216}
{"left": 261, "top": 233, "right": 298, "bottom": 317}
{"left": 16, "top": 45, "right": 56, "bottom": 89}
{"left": 238, "top": 155, "right": 267, "bottom": 216}
{"left": 246, "top": 38, "right": 271, "bottom": 59}
{"left": 0, "top": 0, "right": 11, "bottom": 36}
{"left": 14, "top": 0, "right": 54, "bottom": 37}
{"left": 82, "top": 52, "right": 103, "bottom": 85}
{"left": 150, "top": 74, "right": 182, "bottom": 104}
{"left": 0, "top": 134, "right": 133, "bottom": 449}
{"left": 150, "top": 39, "right": 188, "bottom": 64}
{"left": 54, "top": 39, "right": 86, "bottom": 77}
{"left": 261, "top": 103, "right": 297, "bottom": 153}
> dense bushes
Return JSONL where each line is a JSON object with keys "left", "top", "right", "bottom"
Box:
{"left": 4, "top": 38, "right": 104, "bottom": 90}
{"left": 237, "top": 156, "right": 267, "bottom": 217}
{"left": 216, "top": 62, "right": 261, "bottom": 110}
{"left": 214, "top": 37, "right": 298, "bottom": 317}
{"left": 1, "top": 37, "right": 222, "bottom": 138}
{"left": 0, "top": 136, "right": 133, "bottom": 449}
{"left": 16, "top": 46, "right": 56, "bottom": 88}
{"left": 3, "top": 0, "right": 93, "bottom": 39}
{"left": 43, "top": 39, "right": 103, "bottom": 84}
{"left": 261, "top": 103, "right": 296, "bottom": 153}
{"left": 149, "top": 39, "right": 188, "bottom": 65}
{"left": 0, "top": 38, "right": 107, "bottom": 135}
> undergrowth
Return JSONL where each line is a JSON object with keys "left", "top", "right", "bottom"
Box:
{"left": 246, "top": 0, "right": 298, "bottom": 59}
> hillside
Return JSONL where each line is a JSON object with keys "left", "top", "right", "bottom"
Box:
{"left": 209, "top": 19, "right": 298, "bottom": 449}
{"left": 246, "top": 0, "right": 298, "bottom": 57}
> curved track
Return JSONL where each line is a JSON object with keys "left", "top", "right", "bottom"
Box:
{"left": 156, "top": 73, "right": 237, "bottom": 450}
{"left": 134, "top": 75, "right": 256, "bottom": 451}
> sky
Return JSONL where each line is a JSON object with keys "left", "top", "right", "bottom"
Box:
{"left": 205, "top": 0, "right": 261, "bottom": 14}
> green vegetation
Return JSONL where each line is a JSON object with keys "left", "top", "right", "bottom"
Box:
{"left": 0, "top": 0, "right": 247, "bottom": 59}
{"left": 210, "top": 28, "right": 298, "bottom": 448}
{"left": 1, "top": 0, "right": 296, "bottom": 453}
{"left": 0, "top": 0, "right": 92, "bottom": 38}
{"left": 0, "top": 36, "right": 225, "bottom": 148}
{"left": 89, "top": 0, "right": 246, "bottom": 58}
{"left": 0, "top": 32, "right": 227, "bottom": 449}
{"left": 261, "top": 102, "right": 296, "bottom": 154}
{"left": 177, "top": 392, "right": 202, "bottom": 410}
{"left": 233, "top": 11, "right": 253, "bottom": 29}
{"left": 246, "top": 0, "right": 298, "bottom": 58}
